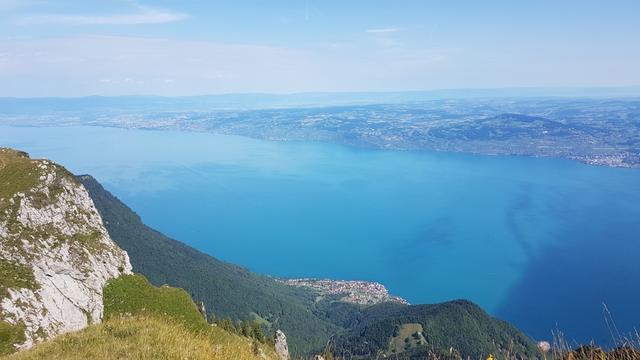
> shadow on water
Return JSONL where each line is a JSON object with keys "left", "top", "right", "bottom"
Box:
{"left": 497, "top": 198, "right": 640, "bottom": 346}
{"left": 504, "top": 183, "right": 537, "bottom": 257}
{"left": 391, "top": 215, "right": 455, "bottom": 264}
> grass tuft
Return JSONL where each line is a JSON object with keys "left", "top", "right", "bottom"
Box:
{"left": 0, "top": 260, "right": 38, "bottom": 299}
{"left": 0, "top": 321, "right": 26, "bottom": 356}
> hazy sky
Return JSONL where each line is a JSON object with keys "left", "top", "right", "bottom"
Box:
{"left": 1, "top": 0, "right": 639, "bottom": 96}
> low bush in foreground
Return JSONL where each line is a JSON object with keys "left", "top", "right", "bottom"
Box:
{"left": 103, "top": 274, "right": 208, "bottom": 332}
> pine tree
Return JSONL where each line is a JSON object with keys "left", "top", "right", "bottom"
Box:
{"left": 251, "top": 340, "right": 261, "bottom": 356}
{"left": 250, "top": 321, "right": 265, "bottom": 343}
{"left": 220, "top": 317, "right": 234, "bottom": 332}
{"left": 208, "top": 312, "right": 218, "bottom": 325}
{"left": 240, "top": 320, "right": 251, "bottom": 337}
{"left": 266, "top": 333, "right": 276, "bottom": 347}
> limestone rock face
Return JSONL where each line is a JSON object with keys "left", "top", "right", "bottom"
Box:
{"left": 0, "top": 149, "right": 132, "bottom": 351}
{"left": 274, "top": 329, "right": 290, "bottom": 360}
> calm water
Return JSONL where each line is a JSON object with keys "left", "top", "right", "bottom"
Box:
{"left": 2, "top": 125, "right": 639, "bottom": 344}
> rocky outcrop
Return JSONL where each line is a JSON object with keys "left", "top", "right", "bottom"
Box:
{"left": 274, "top": 330, "right": 289, "bottom": 360}
{"left": 0, "top": 148, "right": 132, "bottom": 352}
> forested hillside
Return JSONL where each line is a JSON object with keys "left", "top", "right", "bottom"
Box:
{"left": 330, "top": 300, "right": 540, "bottom": 359}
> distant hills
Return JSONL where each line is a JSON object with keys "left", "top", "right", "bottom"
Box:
{"left": 1, "top": 86, "right": 639, "bottom": 113}
{"left": 331, "top": 301, "right": 539, "bottom": 359}
{"left": 1, "top": 94, "right": 639, "bottom": 168}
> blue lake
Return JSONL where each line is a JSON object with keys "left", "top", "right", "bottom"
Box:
{"left": 2, "top": 125, "right": 639, "bottom": 344}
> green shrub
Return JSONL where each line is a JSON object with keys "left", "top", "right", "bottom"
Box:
{"left": 103, "top": 274, "right": 208, "bottom": 332}
{"left": 0, "top": 321, "right": 26, "bottom": 356}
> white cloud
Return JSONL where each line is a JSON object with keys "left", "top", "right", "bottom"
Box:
{"left": 4, "top": 33, "right": 628, "bottom": 96}
{"left": 16, "top": 6, "right": 188, "bottom": 25}
{"left": 366, "top": 28, "right": 400, "bottom": 34}
{"left": 0, "top": 0, "right": 35, "bottom": 13}
{"left": 0, "top": 35, "right": 477, "bottom": 96}
{"left": 0, "top": 35, "right": 335, "bottom": 96}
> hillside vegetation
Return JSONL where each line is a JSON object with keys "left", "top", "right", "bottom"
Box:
{"left": 80, "top": 175, "right": 543, "bottom": 359}
{"left": 330, "top": 301, "right": 540, "bottom": 359}
{"left": 3, "top": 274, "right": 278, "bottom": 360}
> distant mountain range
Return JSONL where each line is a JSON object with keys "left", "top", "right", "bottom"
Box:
{"left": 1, "top": 94, "right": 639, "bottom": 168}
{"left": 1, "top": 86, "right": 639, "bottom": 113}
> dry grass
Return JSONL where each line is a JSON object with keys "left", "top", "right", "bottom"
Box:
{"left": 540, "top": 305, "right": 640, "bottom": 360}
{"left": 544, "top": 330, "right": 640, "bottom": 360}
{"left": 4, "top": 315, "right": 278, "bottom": 360}
{"left": 3, "top": 314, "right": 639, "bottom": 360}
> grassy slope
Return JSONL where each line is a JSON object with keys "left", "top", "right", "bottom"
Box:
{"left": 4, "top": 316, "right": 276, "bottom": 360}
{"left": 387, "top": 323, "right": 426, "bottom": 355}
{"left": 4, "top": 274, "right": 278, "bottom": 360}
{"left": 0, "top": 149, "right": 38, "bottom": 200}
{"left": 79, "top": 175, "right": 338, "bottom": 355}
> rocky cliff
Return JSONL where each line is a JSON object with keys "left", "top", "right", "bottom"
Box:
{"left": 0, "top": 148, "right": 132, "bottom": 354}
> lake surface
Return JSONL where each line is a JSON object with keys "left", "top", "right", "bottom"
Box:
{"left": 2, "top": 125, "right": 639, "bottom": 344}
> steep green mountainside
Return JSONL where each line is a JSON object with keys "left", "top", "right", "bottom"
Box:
{"left": 78, "top": 175, "right": 338, "bottom": 354}
{"left": 331, "top": 300, "right": 540, "bottom": 359}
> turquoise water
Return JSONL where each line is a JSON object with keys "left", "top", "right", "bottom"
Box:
{"left": 2, "top": 125, "right": 640, "bottom": 343}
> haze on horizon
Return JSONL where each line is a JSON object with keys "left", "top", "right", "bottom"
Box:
{"left": 1, "top": 0, "right": 639, "bottom": 97}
